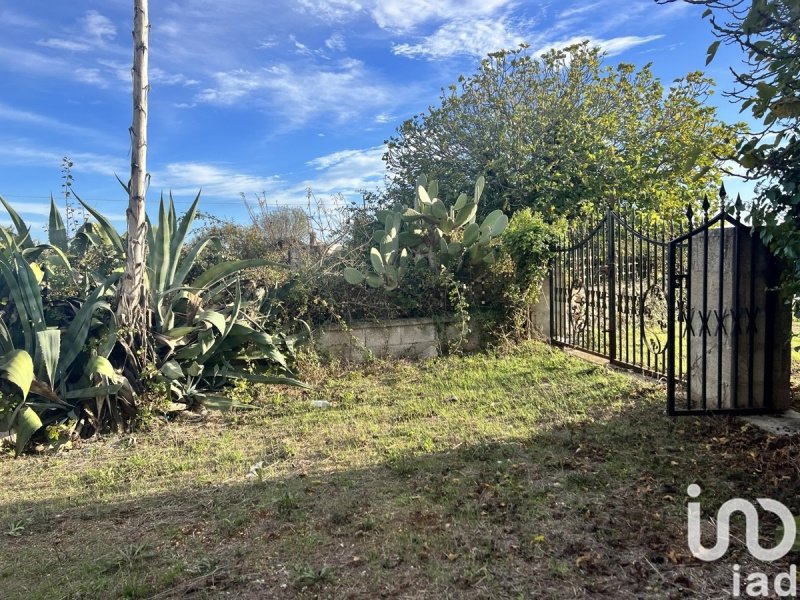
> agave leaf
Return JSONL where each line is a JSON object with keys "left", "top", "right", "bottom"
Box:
{"left": 0, "top": 255, "right": 33, "bottom": 351}
{"left": 85, "top": 355, "right": 118, "bottom": 381}
{"left": 225, "top": 370, "right": 312, "bottom": 389}
{"left": 145, "top": 212, "right": 156, "bottom": 262}
{"left": 34, "top": 330, "right": 60, "bottom": 388}
{"left": 11, "top": 253, "right": 47, "bottom": 339}
{"left": 163, "top": 326, "right": 196, "bottom": 339}
{"left": 74, "top": 192, "right": 125, "bottom": 256}
{"left": 114, "top": 173, "right": 131, "bottom": 195}
{"left": 153, "top": 194, "right": 172, "bottom": 295}
{"left": 0, "top": 227, "right": 15, "bottom": 251}
{"left": 58, "top": 277, "right": 117, "bottom": 382}
{"left": 198, "top": 283, "right": 242, "bottom": 365}
{"left": 168, "top": 193, "right": 177, "bottom": 239}
{"left": 201, "top": 395, "right": 258, "bottom": 411}
{"left": 172, "top": 237, "right": 214, "bottom": 289}
{"left": 0, "top": 349, "right": 34, "bottom": 399}
{"left": 25, "top": 243, "right": 72, "bottom": 273}
{"left": 197, "top": 310, "right": 227, "bottom": 332}
{"left": 168, "top": 191, "right": 201, "bottom": 283}
{"left": 0, "top": 195, "right": 33, "bottom": 249}
{"left": 12, "top": 406, "right": 42, "bottom": 456}
{"left": 63, "top": 383, "right": 123, "bottom": 400}
{"left": 191, "top": 258, "right": 282, "bottom": 290}
{"left": 160, "top": 360, "right": 184, "bottom": 380}
{"left": 187, "top": 362, "right": 203, "bottom": 377}
{"left": 0, "top": 319, "right": 13, "bottom": 354}
{"left": 48, "top": 196, "right": 69, "bottom": 251}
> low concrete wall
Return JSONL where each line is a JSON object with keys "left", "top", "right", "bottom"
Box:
{"left": 315, "top": 317, "right": 478, "bottom": 363}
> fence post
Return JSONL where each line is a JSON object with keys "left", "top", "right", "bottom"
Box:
{"left": 548, "top": 263, "right": 555, "bottom": 344}
{"left": 666, "top": 240, "right": 676, "bottom": 415}
{"left": 606, "top": 207, "right": 616, "bottom": 363}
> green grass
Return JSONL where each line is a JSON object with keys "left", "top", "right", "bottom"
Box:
{"left": 0, "top": 341, "right": 798, "bottom": 599}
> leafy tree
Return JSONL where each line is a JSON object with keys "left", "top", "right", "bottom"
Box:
{"left": 658, "top": 0, "right": 800, "bottom": 295}
{"left": 384, "top": 43, "right": 741, "bottom": 221}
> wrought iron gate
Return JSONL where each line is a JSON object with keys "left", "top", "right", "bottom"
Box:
{"left": 550, "top": 207, "right": 671, "bottom": 379}
{"left": 549, "top": 192, "right": 786, "bottom": 415}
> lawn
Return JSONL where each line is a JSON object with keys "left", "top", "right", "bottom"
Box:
{"left": 1, "top": 341, "right": 798, "bottom": 599}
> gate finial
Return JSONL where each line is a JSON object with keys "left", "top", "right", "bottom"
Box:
{"left": 686, "top": 202, "right": 694, "bottom": 227}
{"left": 702, "top": 194, "right": 710, "bottom": 220}
{"left": 719, "top": 182, "right": 727, "bottom": 212}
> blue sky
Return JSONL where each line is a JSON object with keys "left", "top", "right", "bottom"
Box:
{"left": 0, "top": 0, "right": 753, "bottom": 231}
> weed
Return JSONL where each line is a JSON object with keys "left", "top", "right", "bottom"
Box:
{"left": 291, "top": 564, "right": 336, "bottom": 589}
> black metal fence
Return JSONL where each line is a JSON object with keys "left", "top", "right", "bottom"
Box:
{"left": 549, "top": 189, "right": 787, "bottom": 415}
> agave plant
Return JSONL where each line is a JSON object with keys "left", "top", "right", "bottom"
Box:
{"left": 0, "top": 191, "right": 310, "bottom": 453}
{"left": 0, "top": 233, "right": 131, "bottom": 453}
{"left": 141, "top": 193, "right": 309, "bottom": 407}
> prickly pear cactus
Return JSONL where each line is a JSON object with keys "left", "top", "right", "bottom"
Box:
{"left": 344, "top": 176, "right": 508, "bottom": 290}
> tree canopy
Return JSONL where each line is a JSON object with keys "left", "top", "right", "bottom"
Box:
{"left": 384, "top": 43, "right": 741, "bottom": 221}
{"left": 660, "top": 0, "right": 800, "bottom": 295}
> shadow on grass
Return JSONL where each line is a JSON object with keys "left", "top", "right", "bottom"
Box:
{"left": 1, "top": 396, "right": 799, "bottom": 600}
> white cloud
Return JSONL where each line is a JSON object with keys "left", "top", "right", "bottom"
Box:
{"left": 294, "top": 0, "right": 513, "bottom": 32}
{"left": 156, "top": 162, "right": 282, "bottom": 198}
{"left": 302, "top": 146, "right": 385, "bottom": 196}
{"left": 36, "top": 38, "right": 91, "bottom": 52}
{"left": 596, "top": 35, "right": 664, "bottom": 56}
{"left": 196, "top": 59, "right": 397, "bottom": 127}
{"left": 393, "top": 15, "right": 528, "bottom": 59}
{"left": 258, "top": 36, "right": 279, "bottom": 50}
{"left": 325, "top": 33, "right": 347, "bottom": 52}
{"left": 36, "top": 11, "right": 118, "bottom": 57}
{"left": 154, "top": 146, "right": 386, "bottom": 204}
{"left": 290, "top": 35, "right": 313, "bottom": 56}
{"left": 95, "top": 59, "right": 198, "bottom": 86}
{"left": 82, "top": 10, "right": 116, "bottom": 42}
{"left": 557, "top": 2, "right": 605, "bottom": 19}
{"left": 295, "top": 0, "right": 363, "bottom": 22}
{"left": 0, "top": 143, "right": 127, "bottom": 177}
{"left": 370, "top": 0, "right": 513, "bottom": 31}
{"left": 74, "top": 68, "right": 109, "bottom": 88}
{"left": 533, "top": 35, "right": 664, "bottom": 57}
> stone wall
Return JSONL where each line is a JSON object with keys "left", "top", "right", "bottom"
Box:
{"left": 315, "top": 317, "right": 479, "bottom": 363}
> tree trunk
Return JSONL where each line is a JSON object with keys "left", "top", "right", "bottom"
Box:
{"left": 118, "top": 0, "right": 150, "bottom": 372}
